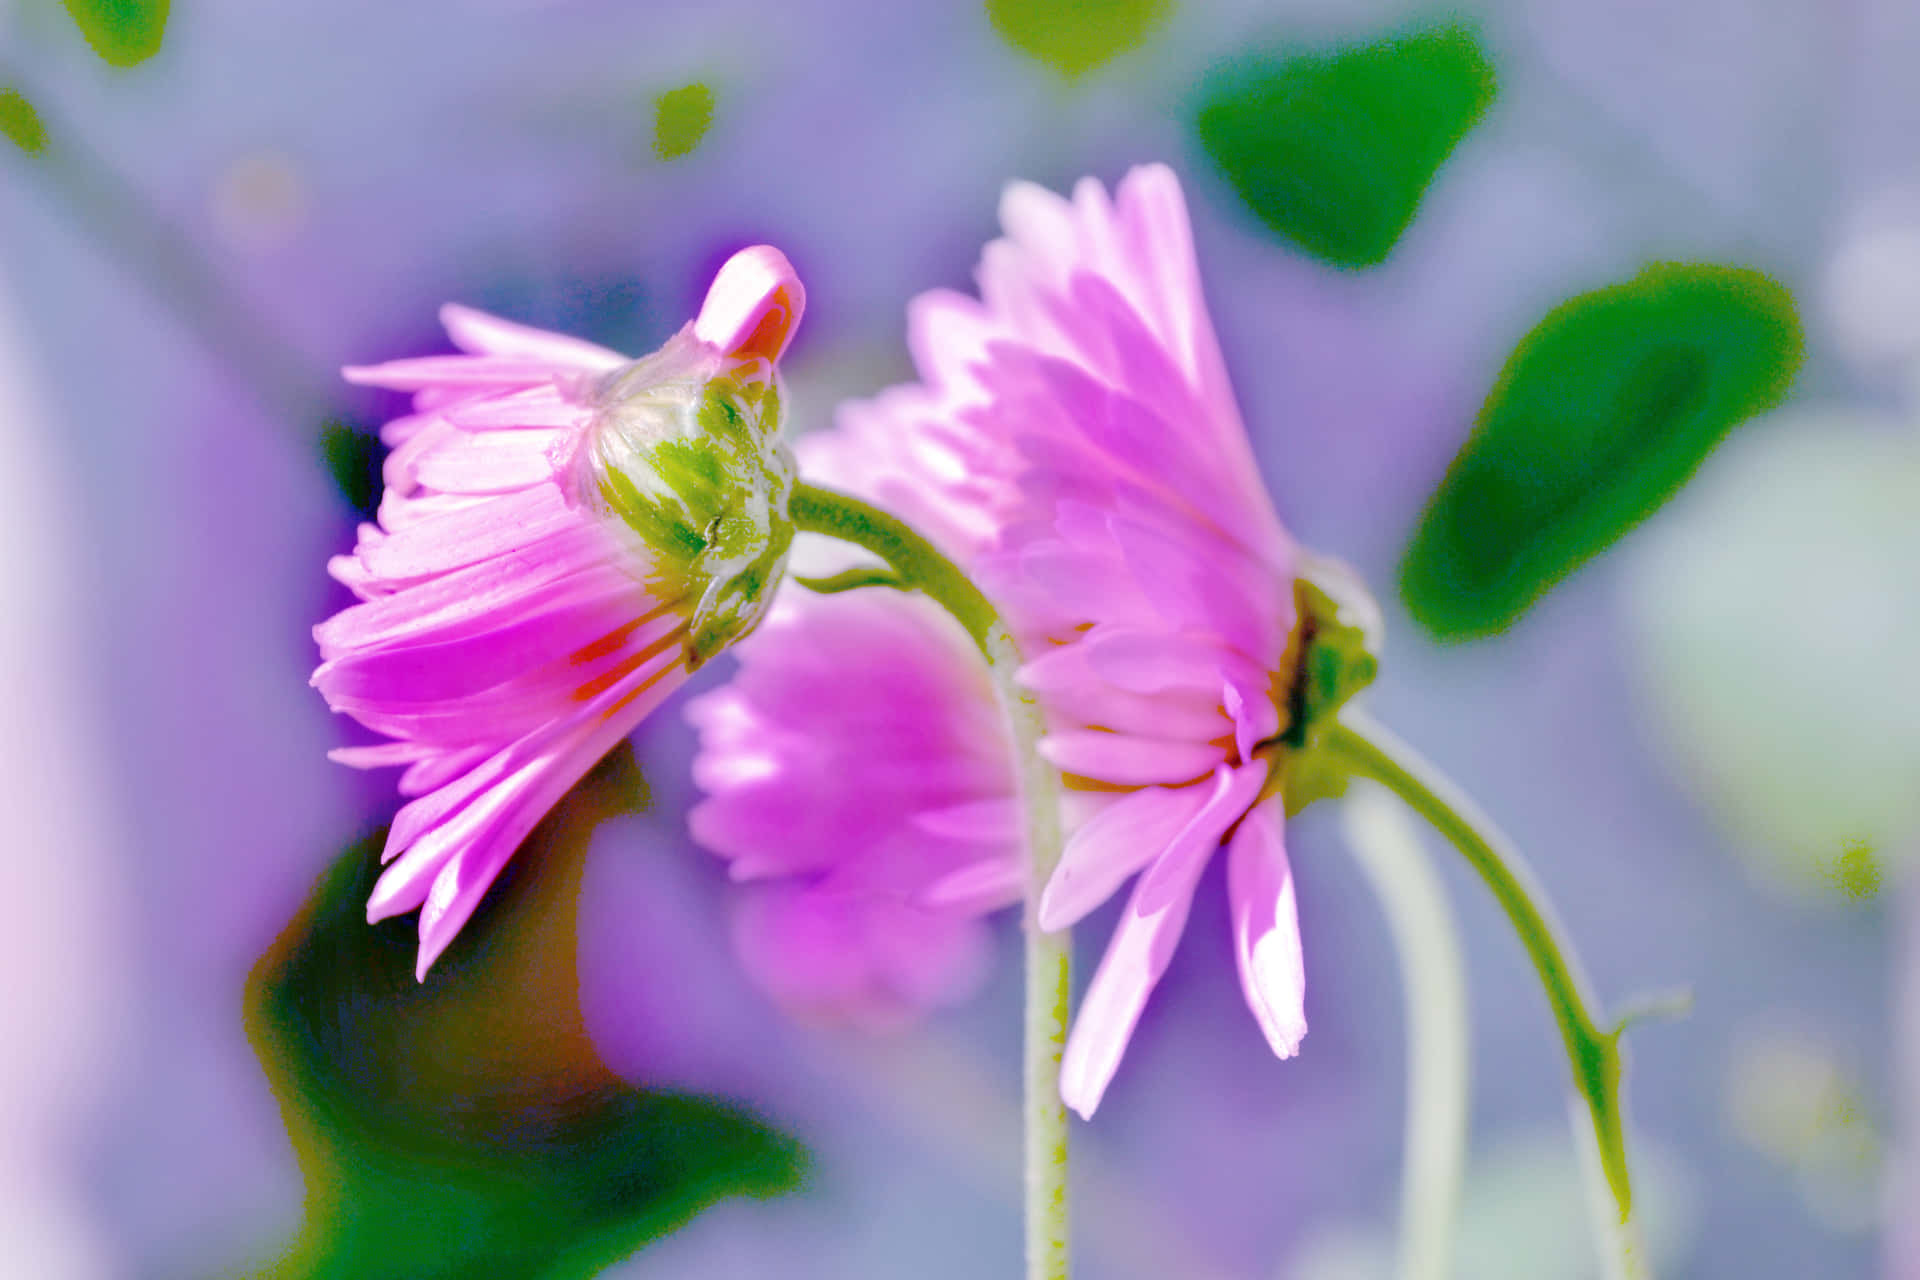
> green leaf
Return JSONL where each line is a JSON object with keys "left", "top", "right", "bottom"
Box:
{"left": 652, "top": 83, "right": 714, "bottom": 161}
{"left": 1193, "top": 22, "right": 1496, "bottom": 268}
{"left": 0, "top": 89, "right": 47, "bottom": 155}
{"left": 318, "top": 420, "right": 387, "bottom": 519}
{"left": 985, "top": 0, "right": 1173, "bottom": 79}
{"left": 1402, "top": 263, "right": 1804, "bottom": 640}
{"left": 62, "top": 0, "right": 170, "bottom": 68}
{"left": 246, "top": 747, "right": 805, "bottom": 1280}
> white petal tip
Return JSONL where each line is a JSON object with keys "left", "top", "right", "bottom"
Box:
{"left": 694, "top": 246, "right": 805, "bottom": 364}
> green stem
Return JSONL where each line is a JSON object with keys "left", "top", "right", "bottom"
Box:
{"left": 790, "top": 481, "right": 1071, "bottom": 1279}
{"left": 1339, "top": 783, "right": 1469, "bottom": 1280}
{"left": 1322, "top": 710, "right": 1639, "bottom": 1242}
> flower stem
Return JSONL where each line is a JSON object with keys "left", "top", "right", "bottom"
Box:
{"left": 1339, "top": 783, "right": 1469, "bottom": 1280}
{"left": 1321, "top": 710, "right": 1643, "bottom": 1262}
{"left": 790, "top": 481, "right": 1072, "bottom": 1279}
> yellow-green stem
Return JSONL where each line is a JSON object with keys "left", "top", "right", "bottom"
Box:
{"left": 791, "top": 481, "right": 1071, "bottom": 1278}
{"left": 1323, "top": 710, "right": 1640, "bottom": 1253}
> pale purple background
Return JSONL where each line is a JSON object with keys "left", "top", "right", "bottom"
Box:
{"left": 0, "top": 0, "right": 1908, "bottom": 1275}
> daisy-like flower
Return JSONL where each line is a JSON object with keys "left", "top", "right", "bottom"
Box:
{"left": 315, "top": 246, "right": 804, "bottom": 977}
{"left": 685, "top": 578, "right": 1022, "bottom": 1027}
{"left": 798, "top": 164, "right": 1314, "bottom": 1115}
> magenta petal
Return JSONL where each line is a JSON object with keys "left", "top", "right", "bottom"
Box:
{"left": 438, "top": 303, "right": 626, "bottom": 371}
{"left": 443, "top": 390, "right": 590, "bottom": 431}
{"left": 1038, "top": 729, "right": 1223, "bottom": 786}
{"left": 342, "top": 355, "right": 562, "bottom": 391}
{"left": 1131, "top": 763, "right": 1268, "bottom": 915}
{"left": 358, "top": 484, "right": 573, "bottom": 582}
{"left": 911, "top": 798, "right": 1020, "bottom": 843}
{"left": 693, "top": 246, "right": 806, "bottom": 367}
{"left": 1039, "top": 782, "right": 1210, "bottom": 930}
{"left": 918, "top": 858, "right": 1025, "bottom": 913}
{"left": 1081, "top": 626, "right": 1226, "bottom": 693}
{"left": 411, "top": 665, "right": 690, "bottom": 977}
{"left": 411, "top": 427, "right": 566, "bottom": 494}
{"left": 1226, "top": 799, "right": 1307, "bottom": 1058}
{"left": 1057, "top": 850, "right": 1207, "bottom": 1119}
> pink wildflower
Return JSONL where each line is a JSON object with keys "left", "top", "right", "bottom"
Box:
{"left": 685, "top": 577, "right": 1022, "bottom": 1027}
{"left": 315, "top": 247, "right": 804, "bottom": 977}
{"left": 820, "top": 164, "right": 1307, "bottom": 1114}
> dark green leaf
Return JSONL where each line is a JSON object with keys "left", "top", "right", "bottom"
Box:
{"left": 319, "top": 420, "right": 387, "bottom": 519}
{"left": 62, "top": 0, "right": 169, "bottom": 68}
{"left": 652, "top": 83, "right": 714, "bottom": 161}
{"left": 986, "top": 0, "right": 1172, "bottom": 79}
{"left": 1402, "top": 263, "right": 1804, "bottom": 640}
{"left": 1193, "top": 22, "right": 1496, "bottom": 268}
{"left": 246, "top": 747, "right": 805, "bottom": 1279}
{"left": 0, "top": 89, "right": 47, "bottom": 155}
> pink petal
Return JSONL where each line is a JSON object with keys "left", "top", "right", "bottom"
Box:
{"left": 411, "top": 427, "right": 566, "bottom": 494}
{"left": 410, "top": 659, "right": 691, "bottom": 977}
{"left": 911, "top": 798, "right": 1020, "bottom": 843}
{"left": 1226, "top": 799, "right": 1307, "bottom": 1058}
{"left": 356, "top": 483, "right": 572, "bottom": 582}
{"left": 1057, "top": 805, "right": 1219, "bottom": 1118}
{"left": 1130, "top": 762, "right": 1268, "bottom": 914}
{"left": 443, "top": 389, "right": 591, "bottom": 431}
{"left": 693, "top": 245, "right": 806, "bottom": 368}
{"left": 1080, "top": 626, "right": 1228, "bottom": 693}
{"left": 342, "top": 355, "right": 563, "bottom": 391}
{"left": 438, "top": 303, "right": 626, "bottom": 372}
{"left": 1038, "top": 729, "right": 1222, "bottom": 786}
{"left": 918, "top": 858, "right": 1025, "bottom": 913}
{"left": 313, "top": 522, "right": 620, "bottom": 657}
{"left": 327, "top": 741, "right": 435, "bottom": 770}
{"left": 1038, "top": 782, "right": 1211, "bottom": 930}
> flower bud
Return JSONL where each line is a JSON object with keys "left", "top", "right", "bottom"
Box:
{"left": 580, "top": 247, "right": 804, "bottom": 667}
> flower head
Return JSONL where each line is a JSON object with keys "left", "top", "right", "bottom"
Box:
{"left": 315, "top": 246, "right": 804, "bottom": 977}
{"left": 686, "top": 577, "right": 1022, "bottom": 1027}
{"left": 819, "top": 165, "right": 1314, "bottom": 1114}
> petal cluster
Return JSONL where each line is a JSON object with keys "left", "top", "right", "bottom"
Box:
{"left": 739, "top": 165, "right": 1308, "bottom": 1112}
{"left": 928, "top": 166, "right": 1308, "bottom": 1115}
{"left": 316, "top": 248, "right": 802, "bottom": 976}
{"left": 686, "top": 579, "right": 1022, "bottom": 1026}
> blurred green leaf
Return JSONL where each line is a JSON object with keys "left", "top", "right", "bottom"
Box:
{"left": 319, "top": 419, "right": 387, "bottom": 519}
{"left": 1402, "top": 263, "right": 1804, "bottom": 640}
{"left": 62, "top": 0, "right": 169, "bottom": 68}
{"left": 0, "top": 88, "right": 47, "bottom": 155}
{"left": 247, "top": 747, "right": 805, "bottom": 1280}
{"left": 652, "top": 83, "right": 714, "bottom": 161}
{"left": 986, "top": 0, "right": 1172, "bottom": 79}
{"left": 1193, "top": 23, "right": 1496, "bottom": 268}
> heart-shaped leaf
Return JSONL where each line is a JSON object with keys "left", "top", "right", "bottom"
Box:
{"left": 986, "top": 0, "right": 1172, "bottom": 79}
{"left": 1194, "top": 22, "right": 1496, "bottom": 268}
{"left": 1402, "top": 263, "right": 1803, "bottom": 640}
{"left": 62, "top": 0, "right": 169, "bottom": 68}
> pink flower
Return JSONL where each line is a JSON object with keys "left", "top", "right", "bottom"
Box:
{"left": 685, "top": 578, "right": 1023, "bottom": 1027}
{"left": 315, "top": 246, "right": 804, "bottom": 977}
{"left": 819, "top": 164, "right": 1308, "bottom": 1114}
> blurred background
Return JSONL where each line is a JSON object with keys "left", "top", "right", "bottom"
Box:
{"left": 1, "top": 0, "right": 1913, "bottom": 1276}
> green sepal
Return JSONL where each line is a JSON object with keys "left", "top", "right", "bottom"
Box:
{"left": 1263, "top": 558, "right": 1385, "bottom": 815}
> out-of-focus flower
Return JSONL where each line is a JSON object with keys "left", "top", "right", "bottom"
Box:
{"left": 698, "top": 165, "right": 1314, "bottom": 1114}
{"left": 314, "top": 246, "right": 804, "bottom": 977}
{"left": 686, "top": 579, "right": 1021, "bottom": 1028}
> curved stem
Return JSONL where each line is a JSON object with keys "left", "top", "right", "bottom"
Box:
{"left": 1322, "top": 710, "right": 1640, "bottom": 1243}
{"left": 790, "top": 481, "right": 1071, "bottom": 1280}
{"left": 1340, "top": 783, "right": 1469, "bottom": 1280}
